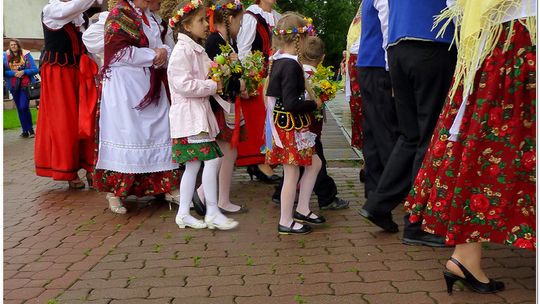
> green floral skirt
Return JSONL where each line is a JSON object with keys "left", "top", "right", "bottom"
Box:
{"left": 172, "top": 137, "right": 223, "bottom": 164}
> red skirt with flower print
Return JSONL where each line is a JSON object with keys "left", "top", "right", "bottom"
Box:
{"left": 93, "top": 169, "right": 180, "bottom": 198}
{"left": 404, "top": 21, "right": 536, "bottom": 250}
{"left": 348, "top": 54, "right": 363, "bottom": 149}
{"left": 266, "top": 127, "right": 314, "bottom": 166}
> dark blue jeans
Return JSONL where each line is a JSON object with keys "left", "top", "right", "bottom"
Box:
{"left": 12, "top": 88, "right": 34, "bottom": 133}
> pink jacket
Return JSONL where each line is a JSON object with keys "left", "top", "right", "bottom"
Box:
{"left": 168, "top": 33, "right": 219, "bottom": 139}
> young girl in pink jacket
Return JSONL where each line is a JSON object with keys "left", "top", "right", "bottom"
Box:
{"left": 167, "top": 0, "right": 239, "bottom": 230}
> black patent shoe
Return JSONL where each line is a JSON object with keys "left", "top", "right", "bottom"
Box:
{"left": 192, "top": 191, "right": 206, "bottom": 216}
{"left": 444, "top": 257, "right": 505, "bottom": 294}
{"left": 358, "top": 208, "right": 398, "bottom": 233}
{"left": 247, "top": 165, "right": 282, "bottom": 184}
{"left": 403, "top": 231, "right": 446, "bottom": 247}
{"left": 293, "top": 211, "right": 326, "bottom": 225}
{"left": 278, "top": 222, "right": 313, "bottom": 235}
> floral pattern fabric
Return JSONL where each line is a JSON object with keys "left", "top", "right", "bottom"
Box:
{"left": 404, "top": 21, "right": 536, "bottom": 250}
{"left": 348, "top": 54, "right": 363, "bottom": 149}
{"left": 94, "top": 169, "right": 180, "bottom": 198}
{"left": 172, "top": 137, "right": 223, "bottom": 164}
{"left": 266, "top": 127, "right": 314, "bottom": 166}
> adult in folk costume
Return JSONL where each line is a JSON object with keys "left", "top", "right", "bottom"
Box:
{"left": 405, "top": 0, "right": 536, "bottom": 294}
{"left": 345, "top": 4, "right": 365, "bottom": 183}
{"left": 236, "top": 0, "right": 281, "bottom": 182}
{"left": 35, "top": 0, "right": 101, "bottom": 189}
{"left": 93, "top": 0, "right": 179, "bottom": 214}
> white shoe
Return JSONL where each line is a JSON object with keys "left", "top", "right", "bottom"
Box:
{"left": 106, "top": 193, "right": 127, "bottom": 214}
{"left": 176, "top": 215, "right": 207, "bottom": 229}
{"left": 205, "top": 214, "right": 239, "bottom": 230}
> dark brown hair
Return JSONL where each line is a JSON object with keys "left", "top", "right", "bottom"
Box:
{"left": 171, "top": 1, "right": 206, "bottom": 44}
{"left": 7, "top": 39, "right": 23, "bottom": 63}
{"left": 211, "top": 0, "right": 244, "bottom": 41}
{"left": 302, "top": 36, "right": 325, "bottom": 64}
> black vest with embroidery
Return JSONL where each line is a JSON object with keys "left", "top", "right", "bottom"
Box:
{"left": 41, "top": 21, "right": 84, "bottom": 67}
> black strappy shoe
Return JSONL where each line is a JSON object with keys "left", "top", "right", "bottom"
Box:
{"left": 278, "top": 222, "right": 312, "bottom": 235}
{"left": 443, "top": 257, "right": 505, "bottom": 294}
{"left": 293, "top": 211, "right": 326, "bottom": 225}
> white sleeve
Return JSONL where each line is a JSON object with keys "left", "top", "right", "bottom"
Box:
{"left": 82, "top": 12, "right": 108, "bottom": 56}
{"left": 43, "top": 0, "right": 98, "bottom": 29}
{"left": 374, "top": 0, "right": 389, "bottom": 70}
{"left": 110, "top": 46, "right": 156, "bottom": 68}
{"left": 167, "top": 48, "right": 217, "bottom": 98}
{"left": 236, "top": 14, "right": 258, "bottom": 60}
{"left": 164, "top": 28, "right": 176, "bottom": 50}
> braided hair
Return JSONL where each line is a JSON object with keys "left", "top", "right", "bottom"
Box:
{"left": 210, "top": 0, "right": 244, "bottom": 42}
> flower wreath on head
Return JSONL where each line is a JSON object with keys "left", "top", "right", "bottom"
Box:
{"left": 169, "top": 0, "right": 204, "bottom": 28}
{"left": 273, "top": 17, "right": 316, "bottom": 36}
{"left": 208, "top": 0, "right": 244, "bottom": 12}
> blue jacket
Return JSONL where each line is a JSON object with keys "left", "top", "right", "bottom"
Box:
{"left": 388, "top": 0, "right": 454, "bottom": 46}
{"left": 357, "top": 0, "right": 387, "bottom": 68}
{"left": 3, "top": 50, "right": 39, "bottom": 93}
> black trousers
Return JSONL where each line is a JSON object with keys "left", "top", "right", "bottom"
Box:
{"left": 272, "top": 136, "right": 338, "bottom": 207}
{"left": 358, "top": 67, "right": 399, "bottom": 199}
{"left": 362, "top": 41, "right": 457, "bottom": 237}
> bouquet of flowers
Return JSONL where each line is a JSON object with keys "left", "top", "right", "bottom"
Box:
{"left": 241, "top": 51, "right": 266, "bottom": 96}
{"left": 311, "top": 63, "right": 338, "bottom": 103}
{"left": 310, "top": 64, "right": 338, "bottom": 120}
{"left": 209, "top": 44, "right": 243, "bottom": 94}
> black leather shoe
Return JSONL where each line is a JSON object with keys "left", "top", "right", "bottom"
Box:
{"left": 293, "top": 211, "right": 326, "bottom": 225}
{"left": 358, "top": 208, "right": 398, "bottom": 233}
{"left": 20, "top": 132, "right": 29, "bottom": 138}
{"left": 192, "top": 191, "right": 206, "bottom": 216}
{"left": 247, "top": 165, "right": 282, "bottom": 184}
{"left": 444, "top": 257, "right": 505, "bottom": 294}
{"left": 403, "top": 231, "right": 446, "bottom": 247}
{"left": 320, "top": 197, "right": 349, "bottom": 210}
{"left": 278, "top": 222, "right": 312, "bottom": 235}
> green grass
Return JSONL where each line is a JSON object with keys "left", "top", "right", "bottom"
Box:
{"left": 3, "top": 108, "right": 38, "bottom": 130}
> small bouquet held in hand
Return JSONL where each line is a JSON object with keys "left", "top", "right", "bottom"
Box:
{"left": 311, "top": 63, "right": 338, "bottom": 103}
{"left": 209, "top": 44, "right": 243, "bottom": 94}
{"left": 241, "top": 51, "right": 266, "bottom": 96}
{"left": 310, "top": 63, "right": 338, "bottom": 120}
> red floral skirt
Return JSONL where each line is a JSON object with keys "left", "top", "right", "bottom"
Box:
{"left": 266, "top": 127, "right": 314, "bottom": 166}
{"left": 404, "top": 21, "right": 536, "bottom": 250}
{"left": 93, "top": 169, "right": 180, "bottom": 198}
{"left": 348, "top": 54, "right": 363, "bottom": 149}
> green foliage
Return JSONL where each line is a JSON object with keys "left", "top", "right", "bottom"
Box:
{"left": 240, "top": 0, "right": 361, "bottom": 68}
{"left": 276, "top": 0, "right": 361, "bottom": 67}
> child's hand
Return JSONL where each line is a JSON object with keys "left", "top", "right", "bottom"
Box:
{"left": 239, "top": 80, "right": 249, "bottom": 99}
{"left": 230, "top": 53, "right": 239, "bottom": 62}
{"left": 153, "top": 48, "right": 168, "bottom": 67}
{"left": 216, "top": 79, "right": 224, "bottom": 93}
{"left": 315, "top": 97, "right": 323, "bottom": 109}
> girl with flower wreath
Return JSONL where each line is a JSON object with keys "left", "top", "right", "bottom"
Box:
{"left": 404, "top": 0, "right": 536, "bottom": 294}
{"left": 265, "top": 13, "right": 324, "bottom": 235}
{"left": 167, "top": 0, "right": 239, "bottom": 230}
{"left": 189, "top": 0, "right": 249, "bottom": 215}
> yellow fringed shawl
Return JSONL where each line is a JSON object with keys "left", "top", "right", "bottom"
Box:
{"left": 435, "top": 0, "right": 536, "bottom": 100}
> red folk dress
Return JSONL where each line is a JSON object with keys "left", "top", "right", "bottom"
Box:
{"left": 405, "top": 21, "right": 536, "bottom": 250}
{"left": 348, "top": 54, "right": 363, "bottom": 149}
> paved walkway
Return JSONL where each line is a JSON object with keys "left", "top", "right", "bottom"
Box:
{"left": 3, "top": 96, "right": 535, "bottom": 304}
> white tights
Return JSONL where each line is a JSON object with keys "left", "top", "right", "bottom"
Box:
{"left": 197, "top": 140, "right": 241, "bottom": 212}
{"left": 177, "top": 158, "right": 228, "bottom": 226}
{"left": 280, "top": 154, "right": 322, "bottom": 228}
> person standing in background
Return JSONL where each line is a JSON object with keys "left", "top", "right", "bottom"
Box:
{"left": 3, "top": 39, "right": 39, "bottom": 139}
{"left": 356, "top": 0, "right": 399, "bottom": 206}
{"left": 359, "top": 0, "right": 456, "bottom": 247}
